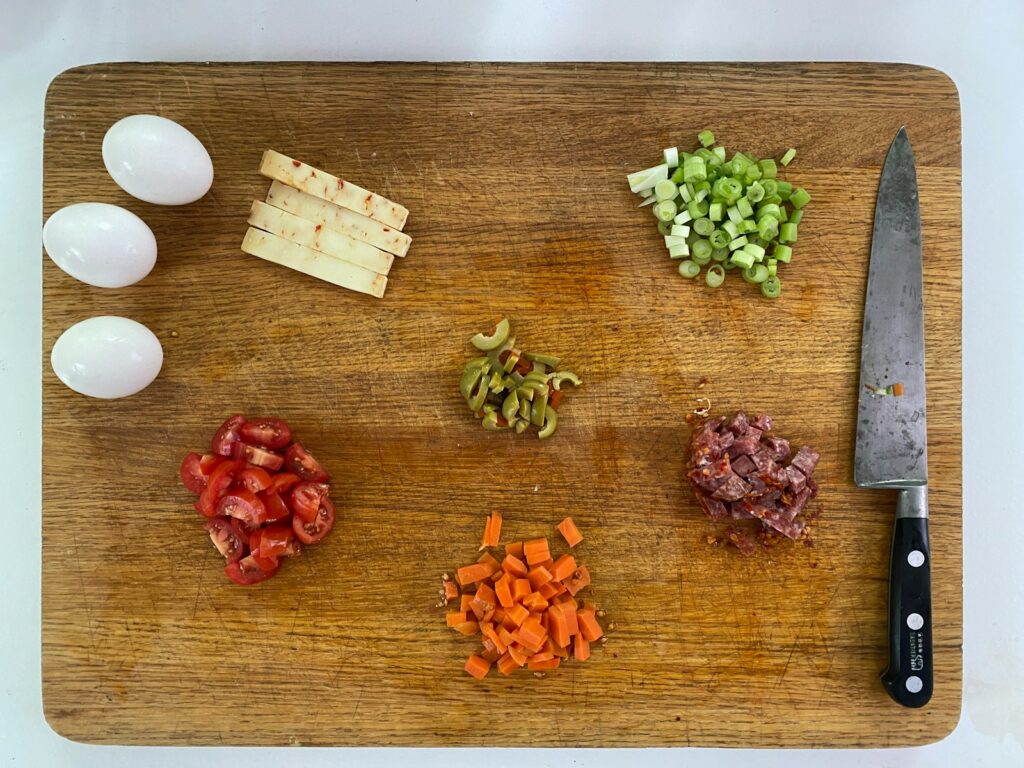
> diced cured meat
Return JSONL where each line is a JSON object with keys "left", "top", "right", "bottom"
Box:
{"left": 712, "top": 473, "right": 752, "bottom": 501}
{"left": 687, "top": 411, "right": 821, "bottom": 555}
{"left": 790, "top": 446, "right": 820, "bottom": 477}
{"left": 730, "top": 454, "right": 757, "bottom": 477}
{"left": 764, "top": 436, "right": 790, "bottom": 461}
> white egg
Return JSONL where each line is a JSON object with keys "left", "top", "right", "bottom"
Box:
{"left": 42, "top": 203, "right": 157, "bottom": 288}
{"left": 102, "top": 114, "right": 213, "bottom": 205}
{"left": 51, "top": 316, "right": 163, "bottom": 399}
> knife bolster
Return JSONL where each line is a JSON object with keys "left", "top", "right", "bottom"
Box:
{"left": 896, "top": 486, "right": 928, "bottom": 519}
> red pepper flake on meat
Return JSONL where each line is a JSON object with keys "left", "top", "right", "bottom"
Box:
{"left": 291, "top": 159, "right": 301, "bottom": 167}
{"left": 686, "top": 411, "right": 821, "bottom": 556}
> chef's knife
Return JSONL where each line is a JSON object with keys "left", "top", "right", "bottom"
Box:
{"left": 854, "top": 127, "right": 932, "bottom": 708}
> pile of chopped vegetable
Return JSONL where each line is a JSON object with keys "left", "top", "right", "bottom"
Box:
{"left": 626, "top": 130, "right": 811, "bottom": 298}
{"left": 459, "top": 318, "right": 581, "bottom": 439}
{"left": 441, "top": 514, "right": 604, "bottom": 678}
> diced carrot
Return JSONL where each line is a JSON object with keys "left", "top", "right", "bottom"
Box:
{"left": 507, "top": 642, "right": 529, "bottom": 666}
{"left": 480, "top": 511, "right": 502, "bottom": 549}
{"left": 482, "top": 623, "right": 507, "bottom": 654}
{"left": 523, "top": 591, "right": 549, "bottom": 613}
{"left": 512, "top": 578, "right": 532, "bottom": 602}
{"left": 456, "top": 562, "right": 492, "bottom": 586}
{"left": 480, "top": 515, "right": 492, "bottom": 551}
{"left": 446, "top": 611, "right": 468, "bottom": 628}
{"left": 505, "top": 541, "right": 524, "bottom": 559}
{"left": 516, "top": 615, "right": 547, "bottom": 651}
{"left": 477, "top": 551, "right": 501, "bottom": 576}
{"left": 443, "top": 580, "right": 459, "bottom": 600}
{"left": 455, "top": 620, "right": 480, "bottom": 636}
{"left": 527, "top": 657, "right": 560, "bottom": 671}
{"left": 460, "top": 594, "right": 474, "bottom": 612}
{"left": 557, "top": 517, "right": 583, "bottom": 547}
{"left": 469, "top": 601, "right": 485, "bottom": 621}
{"left": 523, "top": 537, "right": 551, "bottom": 566}
{"left": 527, "top": 649, "right": 554, "bottom": 663}
{"left": 465, "top": 654, "right": 492, "bottom": 679}
{"left": 574, "top": 634, "right": 591, "bottom": 662}
{"left": 563, "top": 564, "right": 591, "bottom": 595}
{"left": 892, "top": 382, "right": 905, "bottom": 397}
{"left": 562, "top": 602, "right": 580, "bottom": 637}
{"left": 473, "top": 582, "right": 497, "bottom": 611}
{"left": 535, "top": 558, "right": 555, "bottom": 572}
{"left": 553, "top": 592, "right": 575, "bottom": 605}
{"left": 547, "top": 636, "right": 569, "bottom": 659}
{"left": 548, "top": 604, "right": 571, "bottom": 648}
{"left": 527, "top": 565, "right": 553, "bottom": 590}
{"left": 501, "top": 554, "right": 529, "bottom": 577}
{"left": 537, "top": 581, "right": 560, "bottom": 600}
{"left": 497, "top": 652, "right": 520, "bottom": 675}
{"left": 535, "top": 610, "right": 547, "bottom": 630}
{"left": 551, "top": 554, "right": 577, "bottom": 582}
{"left": 481, "top": 645, "right": 501, "bottom": 663}
{"left": 481, "top": 607, "right": 495, "bottom": 623}
{"left": 498, "top": 626, "right": 515, "bottom": 648}
{"left": 494, "top": 573, "right": 514, "bottom": 608}
{"left": 492, "top": 606, "right": 506, "bottom": 625}
{"left": 577, "top": 608, "right": 603, "bottom": 641}
{"left": 506, "top": 603, "right": 530, "bottom": 627}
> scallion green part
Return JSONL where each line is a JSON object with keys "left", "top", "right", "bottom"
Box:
{"left": 678, "top": 259, "right": 701, "bottom": 278}
{"left": 779, "top": 222, "right": 798, "bottom": 243}
{"left": 790, "top": 208, "right": 804, "bottom": 225}
{"left": 683, "top": 155, "right": 707, "bottom": 183}
{"left": 728, "top": 235, "right": 749, "bottom": 252}
{"left": 742, "top": 263, "right": 769, "bottom": 284}
{"left": 730, "top": 249, "right": 755, "bottom": 269}
{"left": 758, "top": 158, "right": 777, "bottom": 179}
{"left": 655, "top": 199, "right": 678, "bottom": 221}
{"left": 654, "top": 179, "right": 678, "bottom": 201}
{"left": 773, "top": 244, "right": 792, "bottom": 263}
{"left": 736, "top": 197, "right": 754, "bottom": 218}
{"left": 711, "top": 246, "right": 729, "bottom": 262}
{"left": 789, "top": 187, "right": 811, "bottom": 209}
{"left": 664, "top": 146, "right": 680, "bottom": 167}
{"left": 708, "top": 202, "right": 724, "bottom": 222}
{"left": 779, "top": 148, "right": 796, "bottom": 166}
{"left": 760, "top": 275, "right": 781, "bottom": 298}
{"left": 709, "top": 229, "right": 731, "bottom": 249}
{"left": 693, "top": 217, "right": 715, "bottom": 236}
{"left": 705, "top": 264, "right": 726, "bottom": 287}
{"left": 692, "top": 238, "right": 713, "bottom": 263}
{"left": 657, "top": 220, "right": 672, "bottom": 236}
{"left": 697, "top": 129, "right": 715, "bottom": 147}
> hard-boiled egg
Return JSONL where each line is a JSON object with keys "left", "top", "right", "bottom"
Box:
{"left": 51, "top": 316, "right": 163, "bottom": 399}
{"left": 42, "top": 202, "right": 157, "bottom": 288}
{"left": 102, "top": 114, "right": 213, "bottom": 205}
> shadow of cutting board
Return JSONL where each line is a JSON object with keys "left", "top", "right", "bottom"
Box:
{"left": 41, "top": 62, "right": 962, "bottom": 747}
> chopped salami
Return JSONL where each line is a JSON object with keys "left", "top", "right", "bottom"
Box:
{"left": 688, "top": 411, "right": 821, "bottom": 554}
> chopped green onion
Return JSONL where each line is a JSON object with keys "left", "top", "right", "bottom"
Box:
{"left": 722, "top": 220, "right": 740, "bottom": 239}
{"left": 711, "top": 146, "right": 726, "bottom": 162}
{"left": 731, "top": 249, "right": 755, "bottom": 269}
{"left": 726, "top": 205, "right": 743, "bottom": 224}
{"left": 761, "top": 275, "right": 781, "bottom": 298}
{"left": 760, "top": 179, "right": 778, "bottom": 197}
{"left": 777, "top": 205, "right": 788, "bottom": 222}
{"left": 758, "top": 159, "right": 777, "bottom": 179}
{"left": 790, "top": 208, "right": 804, "bottom": 225}
{"left": 779, "top": 222, "right": 798, "bottom": 243}
{"left": 654, "top": 179, "right": 678, "bottom": 201}
{"left": 741, "top": 218, "right": 759, "bottom": 234}
{"left": 694, "top": 187, "right": 709, "bottom": 203}
{"left": 708, "top": 202, "right": 724, "bottom": 221}
{"left": 679, "top": 184, "right": 693, "bottom": 203}
{"left": 742, "top": 263, "right": 769, "bottom": 284}
{"left": 773, "top": 244, "right": 792, "bottom": 263}
{"left": 728, "top": 235, "right": 749, "bottom": 252}
{"left": 744, "top": 163, "right": 762, "bottom": 184}
{"left": 709, "top": 229, "right": 731, "bottom": 249}
{"left": 668, "top": 243, "right": 690, "bottom": 259}
{"left": 670, "top": 224, "right": 691, "bottom": 237}
{"left": 697, "top": 129, "right": 715, "bottom": 147}
{"left": 767, "top": 259, "right": 778, "bottom": 277}
{"left": 678, "top": 259, "right": 701, "bottom": 278}
{"left": 711, "top": 246, "right": 729, "bottom": 262}
{"left": 705, "top": 264, "right": 726, "bottom": 287}
{"left": 779, "top": 148, "right": 796, "bottom": 166}
{"left": 682, "top": 155, "right": 707, "bottom": 183}
{"left": 670, "top": 166, "right": 686, "bottom": 185}
{"left": 692, "top": 238, "right": 713, "bottom": 264}
{"left": 746, "top": 181, "right": 765, "bottom": 203}
{"left": 723, "top": 258, "right": 738, "bottom": 270}
{"left": 655, "top": 200, "right": 678, "bottom": 221}
{"left": 664, "top": 146, "right": 680, "bottom": 167}
{"left": 687, "top": 200, "right": 709, "bottom": 219}
{"left": 728, "top": 154, "right": 749, "bottom": 177}
{"left": 742, "top": 242, "right": 766, "bottom": 261}
{"left": 736, "top": 196, "right": 753, "bottom": 218}
{"left": 789, "top": 187, "right": 811, "bottom": 209}
{"left": 657, "top": 220, "right": 672, "bottom": 236}
{"left": 693, "top": 217, "right": 715, "bottom": 236}
{"left": 664, "top": 234, "right": 689, "bottom": 248}
{"left": 627, "top": 163, "right": 669, "bottom": 194}
{"left": 674, "top": 211, "right": 693, "bottom": 225}
{"left": 776, "top": 180, "right": 793, "bottom": 199}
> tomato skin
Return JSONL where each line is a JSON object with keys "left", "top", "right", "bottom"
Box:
{"left": 257, "top": 524, "right": 295, "bottom": 559}
{"left": 211, "top": 414, "right": 246, "bottom": 457}
{"left": 238, "top": 418, "right": 292, "bottom": 450}
{"left": 238, "top": 467, "right": 273, "bottom": 493}
{"left": 199, "top": 453, "right": 226, "bottom": 475}
{"left": 288, "top": 482, "right": 330, "bottom": 523}
{"left": 293, "top": 496, "right": 335, "bottom": 544}
{"left": 179, "top": 452, "right": 206, "bottom": 495}
{"left": 261, "top": 491, "right": 291, "bottom": 523}
{"left": 266, "top": 472, "right": 301, "bottom": 495}
{"left": 217, "top": 488, "right": 267, "bottom": 528}
{"left": 233, "top": 442, "right": 285, "bottom": 471}
{"left": 225, "top": 555, "right": 277, "bottom": 585}
{"left": 285, "top": 442, "right": 331, "bottom": 482}
{"left": 203, "top": 517, "right": 245, "bottom": 564}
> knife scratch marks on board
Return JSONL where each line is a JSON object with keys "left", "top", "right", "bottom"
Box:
{"left": 191, "top": 568, "right": 204, "bottom": 620}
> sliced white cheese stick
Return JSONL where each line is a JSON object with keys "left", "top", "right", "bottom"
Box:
{"left": 241, "top": 228, "right": 387, "bottom": 299}
{"left": 248, "top": 200, "right": 394, "bottom": 275}
{"left": 259, "top": 150, "right": 409, "bottom": 231}
{"left": 266, "top": 181, "right": 411, "bottom": 258}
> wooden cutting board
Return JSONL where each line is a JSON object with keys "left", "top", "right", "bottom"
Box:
{"left": 41, "top": 62, "right": 962, "bottom": 747}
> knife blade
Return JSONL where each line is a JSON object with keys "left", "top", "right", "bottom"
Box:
{"left": 855, "top": 127, "right": 932, "bottom": 708}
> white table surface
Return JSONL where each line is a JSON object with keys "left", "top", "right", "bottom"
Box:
{"left": 2, "top": 1, "right": 1021, "bottom": 765}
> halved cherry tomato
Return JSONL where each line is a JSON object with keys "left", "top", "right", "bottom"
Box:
{"left": 179, "top": 452, "right": 206, "bottom": 494}
{"left": 288, "top": 481, "right": 330, "bottom": 523}
{"left": 233, "top": 442, "right": 285, "bottom": 471}
{"left": 203, "top": 516, "right": 245, "bottom": 564}
{"left": 256, "top": 525, "right": 295, "bottom": 559}
{"left": 217, "top": 488, "right": 267, "bottom": 528}
{"left": 266, "top": 472, "right": 301, "bottom": 495}
{"left": 211, "top": 414, "right": 246, "bottom": 457}
{"left": 238, "top": 466, "right": 273, "bottom": 493}
{"left": 293, "top": 496, "right": 335, "bottom": 545}
{"left": 194, "top": 459, "right": 244, "bottom": 517}
{"left": 261, "top": 491, "right": 291, "bottom": 523}
{"left": 225, "top": 555, "right": 277, "bottom": 585}
{"left": 199, "top": 453, "right": 226, "bottom": 475}
{"left": 239, "top": 418, "right": 292, "bottom": 450}
{"left": 285, "top": 442, "right": 331, "bottom": 482}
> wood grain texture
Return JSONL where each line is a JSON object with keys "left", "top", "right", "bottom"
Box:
{"left": 41, "top": 62, "right": 962, "bottom": 747}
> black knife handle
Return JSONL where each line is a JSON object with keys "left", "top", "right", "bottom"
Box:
{"left": 881, "top": 494, "right": 932, "bottom": 707}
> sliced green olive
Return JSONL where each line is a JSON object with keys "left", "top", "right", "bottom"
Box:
{"left": 459, "top": 362, "right": 489, "bottom": 401}
{"left": 468, "top": 378, "right": 489, "bottom": 411}
{"left": 550, "top": 371, "right": 582, "bottom": 390}
{"left": 470, "top": 318, "right": 511, "bottom": 351}
{"left": 538, "top": 406, "right": 558, "bottom": 439}
{"left": 518, "top": 397, "right": 531, "bottom": 419}
{"left": 481, "top": 411, "right": 508, "bottom": 430}
{"left": 501, "top": 390, "right": 520, "bottom": 423}
{"left": 524, "top": 351, "right": 561, "bottom": 368}
{"left": 514, "top": 419, "right": 529, "bottom": 434}
{"left": 530, "top": 389, "right": 549, "bottom": 427}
